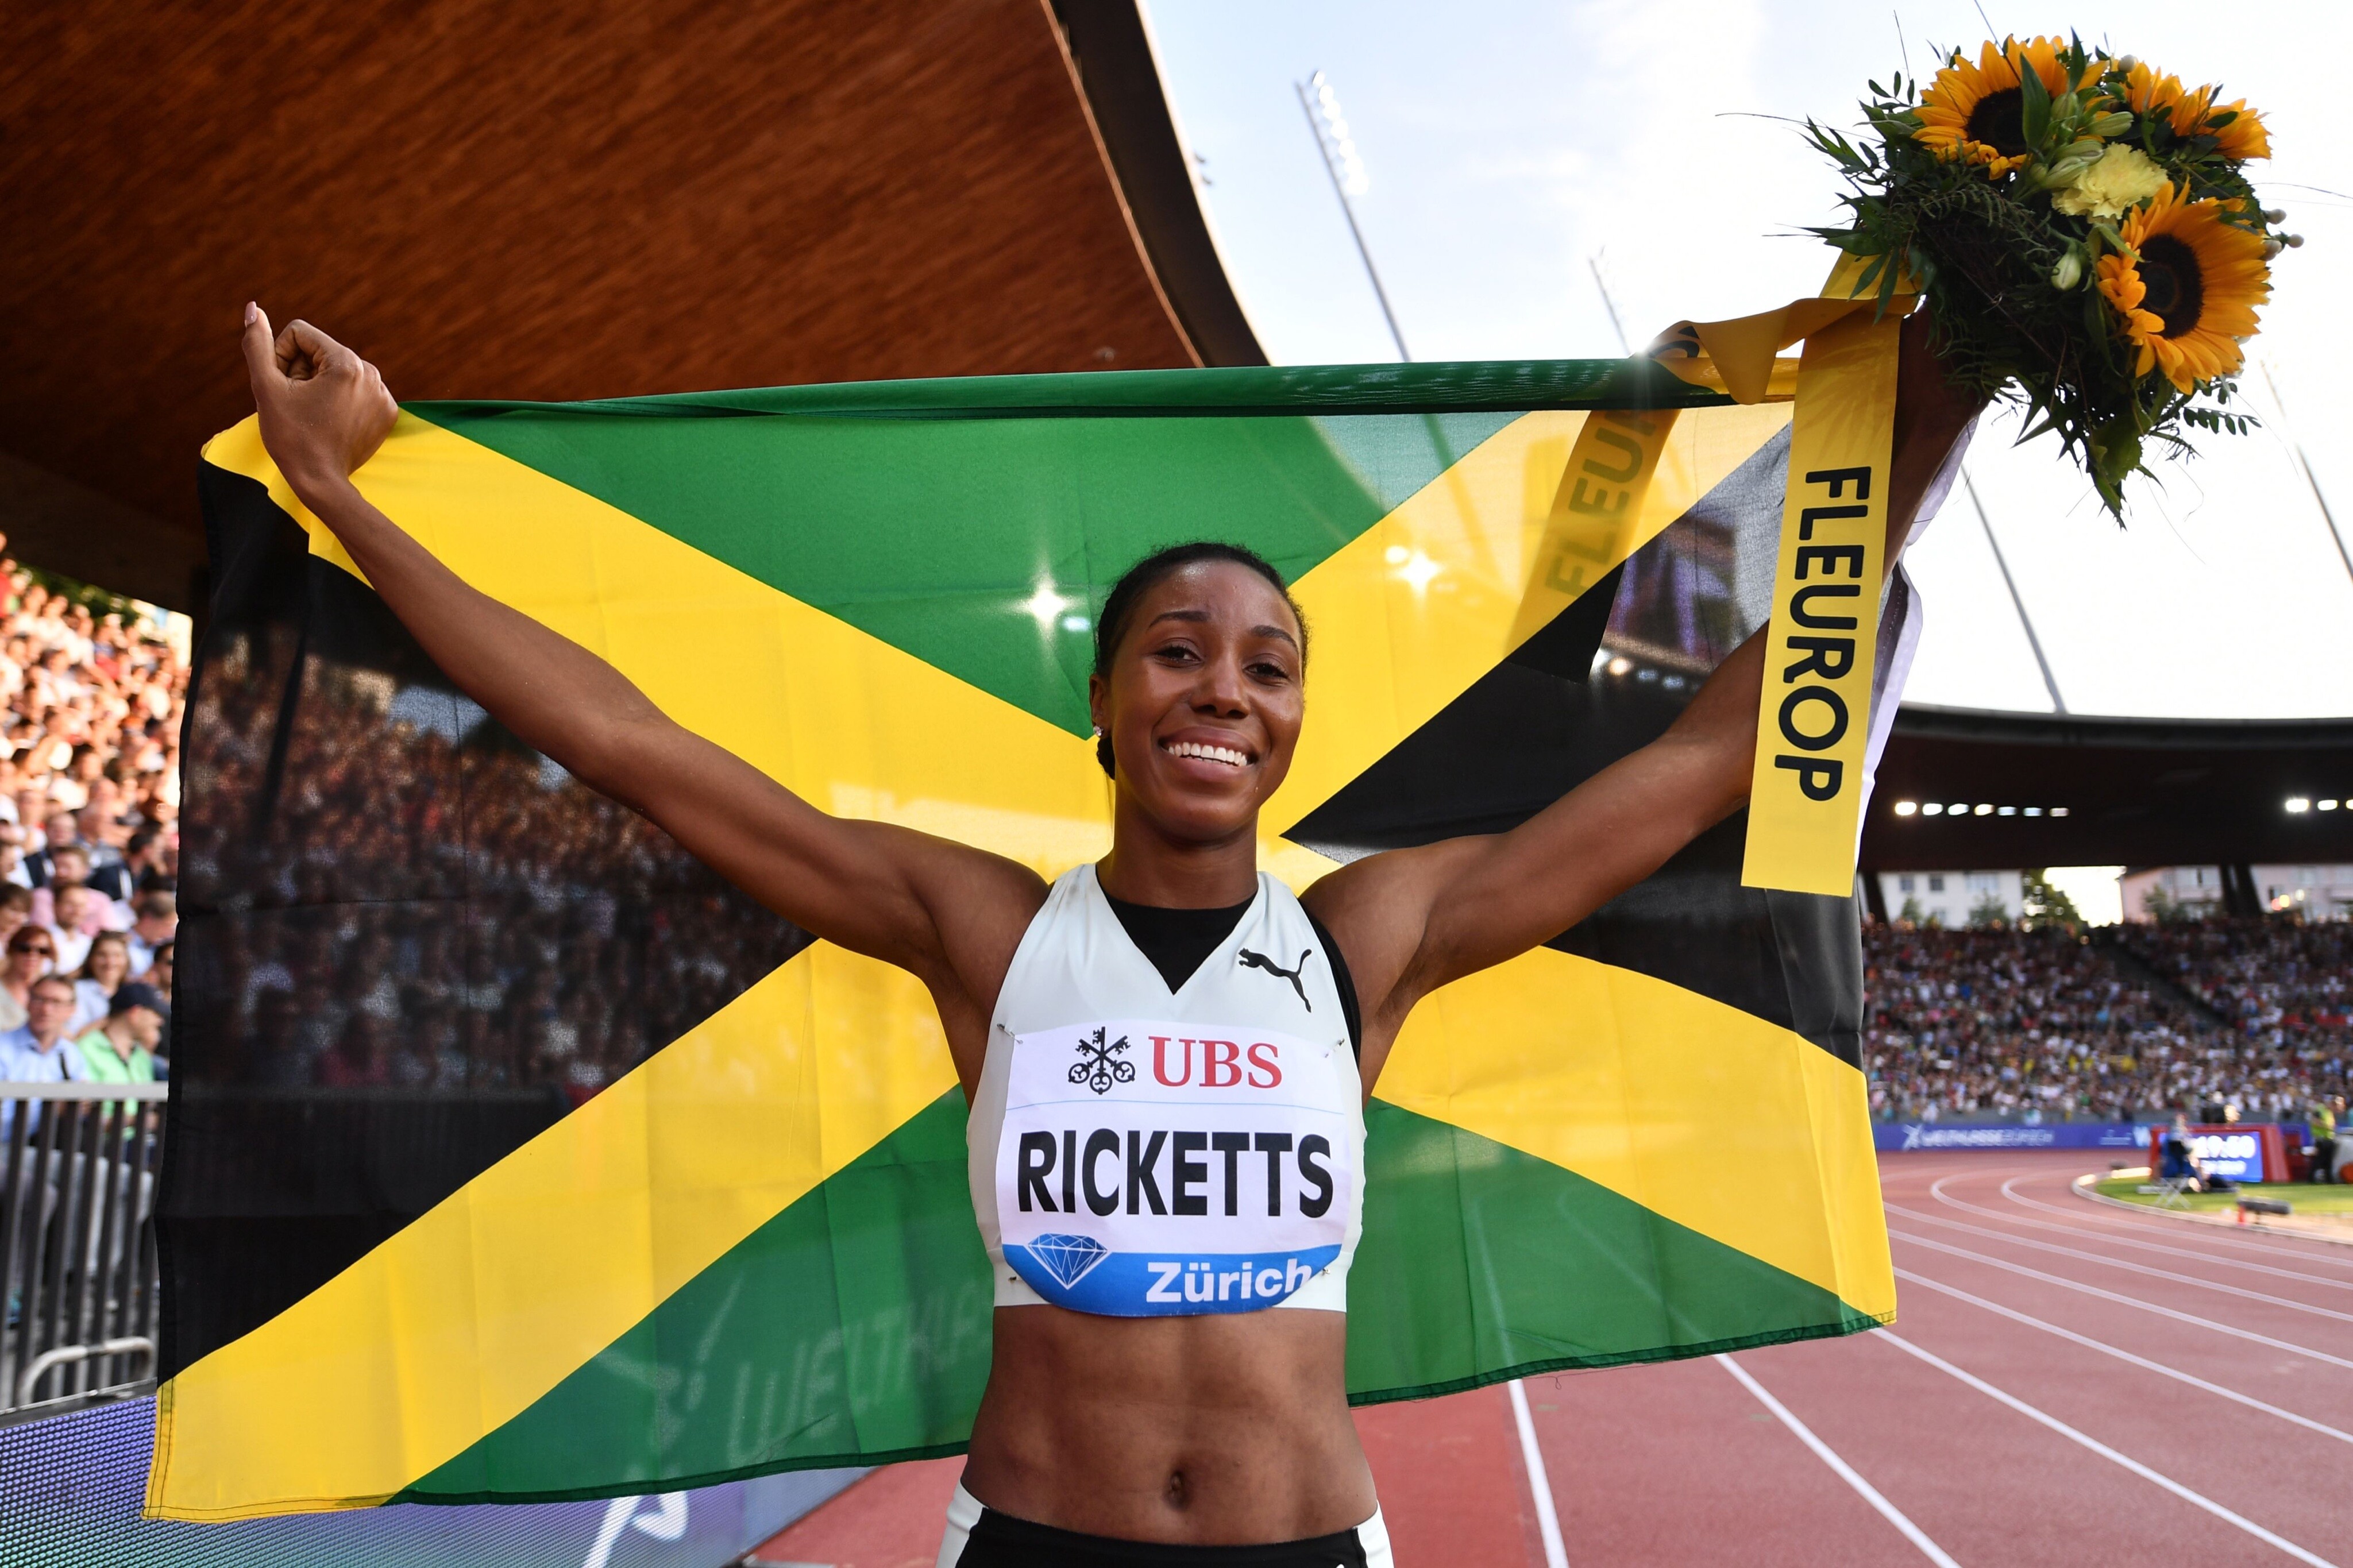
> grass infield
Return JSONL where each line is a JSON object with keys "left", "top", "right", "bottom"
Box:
{"left": 2094, "top": 1176, "right": 2353, "bottom": 1218}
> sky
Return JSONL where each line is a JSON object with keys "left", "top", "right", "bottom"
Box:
{"left": 1145, "top": 0, "right": 2353, "bottom": 721}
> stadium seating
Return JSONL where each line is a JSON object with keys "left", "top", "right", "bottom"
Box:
{"left": 1865, "top": 918, "right": 2351, "bottom": 1122}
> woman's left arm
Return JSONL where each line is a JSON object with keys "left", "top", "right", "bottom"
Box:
{"left": 1314, "top": 311, "right": 1982, "bottom": 1067}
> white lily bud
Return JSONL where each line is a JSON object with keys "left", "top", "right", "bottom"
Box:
{"left": 2287, "top": 233, "right": 2305, "bottom": 248}
{"left": 2050, "top": 252, "right": 2085, "bottom": 290}
{"left": 2263, "top": 207, "right": 2287, "bottom": 224}
{"left": 2264, "top": 238, "right": 2285, "bottom": 258}
{"left": 2115, "top": 55, "right": 2139, "bottom": 74}
{"left": 2090, "top": 111, "right": 2134, "bottom": 138}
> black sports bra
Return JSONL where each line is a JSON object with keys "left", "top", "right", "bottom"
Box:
{"left": 1101, "top": 891, "right": 1363, "bottom": 1059}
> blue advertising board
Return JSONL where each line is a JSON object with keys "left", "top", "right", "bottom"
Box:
{"left": 1873, "top": 1122, "right": 2163, "bottom": 1153}
{"left": 0, "top": 1396, "right": 862, "bottom": 1568}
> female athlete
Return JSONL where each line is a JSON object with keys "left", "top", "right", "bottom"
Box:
{"left": 239, "top": 303, "right": 1976, "bottom": 1567}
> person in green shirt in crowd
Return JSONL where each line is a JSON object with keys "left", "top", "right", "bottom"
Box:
{"left": 76, "top": 981, "right": 167, "bottom": 1109}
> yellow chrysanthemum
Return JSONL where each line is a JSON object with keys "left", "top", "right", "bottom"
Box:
{"left": 2051, "top": 143, "right": 2167, "bottom": 219}
{"left": 2119, "top": 62, "right": 2272, "bottom": 160}
{"left": 2096, "top": 183, "right": 2271, "bottom": 392}
{"left": 1916, "top": 36, "right": 2088, "bottom": 177}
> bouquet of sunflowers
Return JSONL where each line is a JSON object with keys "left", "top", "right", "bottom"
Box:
{"left": 1809, "top": 34, "right": 2294, "bottom": 515}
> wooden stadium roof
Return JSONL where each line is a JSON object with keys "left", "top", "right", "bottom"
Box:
{"left": 0, "top": 0, "right": 1262, "bottom": 608}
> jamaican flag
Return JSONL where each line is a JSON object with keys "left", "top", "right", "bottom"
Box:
{"left": 152, "top": 360, "right": 1895, "bottom": 1520}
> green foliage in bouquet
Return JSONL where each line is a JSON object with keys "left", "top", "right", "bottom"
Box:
{"left": 1807, "top": 34, "right": 2294, "bottom": 516}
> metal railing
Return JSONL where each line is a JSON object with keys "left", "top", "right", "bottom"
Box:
{"left": 2, "top": 1082, "right": 165, "bottom": 1418}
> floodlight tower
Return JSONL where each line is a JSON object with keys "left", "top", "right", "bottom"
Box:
{"left": 1297, "top": 70, "right": 1411, "bottom": 361}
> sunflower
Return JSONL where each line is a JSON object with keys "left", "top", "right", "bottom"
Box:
{"left": 2096, "top": 183, "right": 2271, "bottom": 392}
{"left": 1916, "top": 36, "right": 2088, "bottom": 176}
{"left": 2119, "top": 60, "right": 2193, "bottom": 124}
{"left": 2120, "top": 62, "right": 2272, "bottom": 160}
{"left": 2182, "top": 90, "right": 2272, "bottom": 161}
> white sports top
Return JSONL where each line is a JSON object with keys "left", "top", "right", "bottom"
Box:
{"left": 969, "top": 864, "right": 1365, "bottom": 1315}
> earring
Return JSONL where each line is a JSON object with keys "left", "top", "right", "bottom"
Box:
{"left": 1091, "top": 725, "right": 1103, "bottom": 739}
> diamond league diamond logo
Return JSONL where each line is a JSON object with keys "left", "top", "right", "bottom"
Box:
{"left": 1024, "top": 1233, "right": 1110, "bottom": 1288}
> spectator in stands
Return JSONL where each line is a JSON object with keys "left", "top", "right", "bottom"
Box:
{"left": 121, "top": 827, "right": 172, "bottom": 895}
{"left": 69, "top": 930, "right": 130, "bottom": 1035}
{"left": 78, "top": 804, "right": 135, "bottom": 903}
{"left": 0, "top": 924, "right": 55, "bottom": 1032}
{"left": 76, "top": 980, "right": 164, "bottom": 1094}
{"left": 0, "top": 885, "right": 31, "bottom": 959}
{"left": 7, "top": 789, "right": 44, "bottom": 859}
{"left": 30, "top": 843, "right": 86, "bottom": 914}
{"left": 0, "top": 974, "right": 83, "bottom": 1084}
{"left": 126, "top": 892, "right": 173, "bottom": 976}
{"left": 43, "top": 879, "right": 99, "bottom": 973}
{"left": 23, "top": 810, "right": 79, "bottom": 889}
{"left": 0, "top": 975, "right": 90, "bottom": 1256}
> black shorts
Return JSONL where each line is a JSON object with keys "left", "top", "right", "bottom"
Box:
{"left": 943, "top": 1486, "right": 1387, "bottom": 1567}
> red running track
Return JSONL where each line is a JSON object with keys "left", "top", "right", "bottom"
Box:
{"left": 754, "top": 1152, "right": 2353, "bottom": 1566}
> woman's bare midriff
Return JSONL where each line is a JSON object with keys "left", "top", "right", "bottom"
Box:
{"left": 958, "top": 1302, "right": 1377, "bottom": 1545}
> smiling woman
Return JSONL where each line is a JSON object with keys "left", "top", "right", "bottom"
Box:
{"left": 234, "top": 302, "right": 1978, "bottom": 1565}
{"left": 1086, "top": 540, "right": 1308, "bottom": 785}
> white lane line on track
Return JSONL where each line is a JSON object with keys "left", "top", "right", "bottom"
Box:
{"left": 1948, "top": 1165, "right": 2353, "bottom": 1270}
{"left": 1878, "top": 1333, "right": 2340, "bottom": 1567}
{"left": 1885, "top": 1202, "right": 2353, "bottom": 1324}
{"left": 1888, "top": 1229, "right": 2353, "bottom": 1373}
{"left": 1506, "top": 1380, "right": 1571, "bottom": 1568}
{"left": 1715, "top": 1355, "right": 1962, "bottom": 1568}
{"left": 1923, "top": 1175, "right": 2353, "bottom": 1292}
{"left": 1894, "top": 1266, "right": 2353, "bottom": 1448}
{"left": 1995, "top": 1175, "right": 2353, "bottom": 1273}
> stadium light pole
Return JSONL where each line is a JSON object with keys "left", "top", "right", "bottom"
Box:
{"left": 1964, "top": 470, "right": 2068, "bottom": 715}
{"left": 2258, "top": 361, "right": 2353, "bottom": 593}
{"left": 1589, "top": 253, "right": 1633, "bottom": 355}
{"left": 1297, "top": 70, "right": 1412, "bottom": 362}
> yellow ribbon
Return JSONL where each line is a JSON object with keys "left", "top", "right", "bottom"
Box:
{"left": 1518, "top": 254, "right": 1914, "bottom": 896}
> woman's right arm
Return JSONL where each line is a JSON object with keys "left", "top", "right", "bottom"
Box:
{"left": 238, "top": 306, "right": 1044, "bottom": 1000}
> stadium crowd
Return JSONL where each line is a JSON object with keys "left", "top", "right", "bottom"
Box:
{"left": 1865, "top": 917, "right": 2353, "bottom": 1122}
{"left": 0, "top": 548, "right": 183, "bottom": 1095}
{"left": 179, "top": 619, "right": 803, "bottom": 1099}
{"left": 2116, "top": 918, "right": 2353, "bottom": 1053}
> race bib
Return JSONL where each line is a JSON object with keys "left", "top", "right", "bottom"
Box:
{"left": 996, "top": 1018, "right": 1354, "bottom": 1316}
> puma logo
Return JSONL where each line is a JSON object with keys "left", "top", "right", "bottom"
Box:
{"left": 1237, "top": 948, "right": 1314, "bottom": 1011}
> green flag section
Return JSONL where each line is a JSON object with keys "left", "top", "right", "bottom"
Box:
{"left": 150, "top": 360, "right": 1892, "bottom": 1521}
{"left": 397, "top": 1098, "right": 1869, "bottom": 1503}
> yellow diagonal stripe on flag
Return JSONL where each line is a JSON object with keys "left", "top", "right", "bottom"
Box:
{"left": 151, "top": 943, "right": 953, "bottom": 1518}
{"left": 206, "top": 415, "right": 1119, "bottom": 875}
{"left": 1376, "top": 947, "right": 1891, "bottom": 1319}
{"left": 1269, "top": 402, "right": 1791, "bottom": 829}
